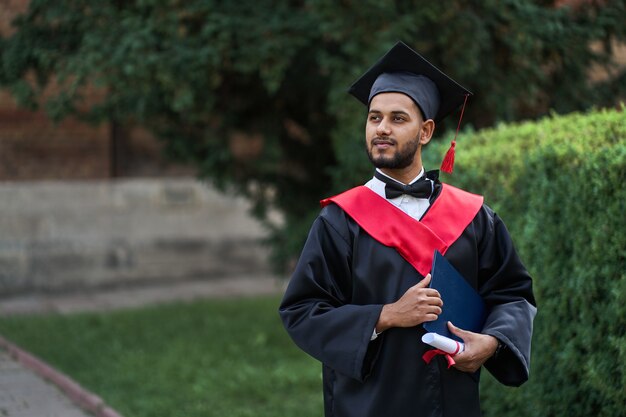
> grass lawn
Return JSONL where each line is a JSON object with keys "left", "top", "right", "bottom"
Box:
{"left": 0, "top": 295, "right": 323, "bottom": 417}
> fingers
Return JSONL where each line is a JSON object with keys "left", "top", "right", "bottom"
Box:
{"left": 412, "top": 275, "right": 441, "bottom": 299}
{"left": 407, "top": 274, "right": 443, "bottom": 307}
{"left": 447, "top": 322, "right": 470, "bottom": 341}
{"left": 429, "top": 294, "right": 443, "bottom": 307}
{"left": 417, "top": 285, "right": 443, "bottom": 322}
{"left": 415, "top": 273, "right": 432, "bottom": 288}
{"left": 447, "top": 321, "right": 460, "bottom": 334}
{"left": 404, "top": 276, "right": 443, "bottom": 317}
{"left": 390, "top": 275, "right": 445, "bottom": 327}
{"left": 420, "top": 302, "right": 443, "bottom": 322}
{"left": 422, "top": 312, "right": 439, "bottom": 322}
{"left": 448, "top": 331, "right": 498, "bottom": 373}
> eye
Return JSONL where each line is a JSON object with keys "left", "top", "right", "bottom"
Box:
{"left": 369, "top": 115, "right": 381, "bottom": 122}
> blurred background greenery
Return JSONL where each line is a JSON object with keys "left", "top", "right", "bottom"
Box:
{"left": 1, "top": 0, "right": 624, "bottom": 269}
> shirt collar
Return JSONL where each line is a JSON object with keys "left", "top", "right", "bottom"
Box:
{"left": 374, "top": 167, "right": 425, "bottom": 186}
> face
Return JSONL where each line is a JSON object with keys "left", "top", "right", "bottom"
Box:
{"left": 365, "top": 92, "right": 430, "bottom": 170}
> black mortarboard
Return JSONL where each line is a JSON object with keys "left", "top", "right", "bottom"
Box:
{"left": 348, "top": 41, "right": 472, "bottom": 124}
{"left": 348, "top": 41, "right": 472, "bottom": 173}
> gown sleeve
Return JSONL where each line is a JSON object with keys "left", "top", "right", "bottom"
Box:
{"left": 476, "top": 207, "right": 537, "bottom": 387}
{"left": 278, "top": 205, "right": 384, "bottom": 382}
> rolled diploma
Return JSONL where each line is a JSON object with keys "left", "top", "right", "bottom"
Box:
{"left": 421, "top": 332, "right": 465, "bottom": 354}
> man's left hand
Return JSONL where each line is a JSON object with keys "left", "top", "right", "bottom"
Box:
{"left": 447, "top": 321, "right": 499, "bottom": 373}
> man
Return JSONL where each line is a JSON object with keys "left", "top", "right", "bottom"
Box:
{"left": 278, "top": 42, "right": 536, "bottom": 417}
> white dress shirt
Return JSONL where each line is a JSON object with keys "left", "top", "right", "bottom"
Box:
{"left": 364, "top": 168, "right": 433, "bottom": 221}
{"left": 364, "top": 168, "right": 435, "bottom": 340}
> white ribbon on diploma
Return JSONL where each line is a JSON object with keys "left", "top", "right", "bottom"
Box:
{"left": 421, "top": 332, "right": 465, "bottom": 355}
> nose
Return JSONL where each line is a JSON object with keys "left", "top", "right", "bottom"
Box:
{"left": 376, "top": 117, "right": 391, "bottom": 136}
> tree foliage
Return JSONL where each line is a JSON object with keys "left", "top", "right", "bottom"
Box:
{"left": 1, "top": 0, "right": 625, "bottom": 268}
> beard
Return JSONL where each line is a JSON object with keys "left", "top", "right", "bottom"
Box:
{"left": 366, "top": 133, "right": 421, "bottom": 169}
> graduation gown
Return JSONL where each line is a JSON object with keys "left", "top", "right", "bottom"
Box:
{"left": 278, "top": 184, "right": 536, "bottom": 417}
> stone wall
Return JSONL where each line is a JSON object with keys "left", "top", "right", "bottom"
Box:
{"left": 0, "top": 178, "right": 272, "bottom": 295}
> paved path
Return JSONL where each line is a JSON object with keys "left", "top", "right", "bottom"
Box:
{"left": 0, "top": 346, "right": 97, "bottom": 417}
{"left": 0, "top": 275, "right": 285, "bottom": 417}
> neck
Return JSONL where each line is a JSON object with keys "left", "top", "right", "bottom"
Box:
{"left": 379, "top": 162, "right": 424, "bottom": 185}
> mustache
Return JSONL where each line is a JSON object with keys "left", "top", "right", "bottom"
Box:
{"left": 371, "top": 137, "right": 397, "bottom": 145}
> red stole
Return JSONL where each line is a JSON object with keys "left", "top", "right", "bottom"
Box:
{"left": 319, "top": 184, "right": 483, "bottom": 277}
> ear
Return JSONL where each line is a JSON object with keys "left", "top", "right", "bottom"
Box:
{"left": 420, "top": 119, "right": 436, "bottom": 145}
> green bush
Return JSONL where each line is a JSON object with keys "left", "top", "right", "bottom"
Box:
{"left": 424, "top": 107, "right": 626, "bottom": 417}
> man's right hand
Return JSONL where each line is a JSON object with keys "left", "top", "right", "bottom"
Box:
{"left": 375, "top": 274, "right": 443, "bottom": 333}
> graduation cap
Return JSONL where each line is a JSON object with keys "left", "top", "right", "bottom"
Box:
{"left": 348, "top": 41, "right": 472, "bottom": 173}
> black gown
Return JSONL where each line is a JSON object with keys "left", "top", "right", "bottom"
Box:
{"left": 278, "top": 184, "right": 536, "bottom": 417}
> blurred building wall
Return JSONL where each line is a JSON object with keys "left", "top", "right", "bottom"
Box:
{"left": 0, "top": 88, "right": 194, "bottom": 181}
{"left": 0, "top": 178, "right": 271, "bottom": 295}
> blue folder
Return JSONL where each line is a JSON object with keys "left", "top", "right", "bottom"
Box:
{"left": 423, "top": 251, "right": 486, "bottom": 342}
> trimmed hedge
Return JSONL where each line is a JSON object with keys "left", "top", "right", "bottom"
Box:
{"left": 424, "top": 107, "right": 625, "bottom": 417}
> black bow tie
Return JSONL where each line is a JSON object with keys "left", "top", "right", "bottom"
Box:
{"left": 374, "top": 171, "right": 434, "bottom": 200}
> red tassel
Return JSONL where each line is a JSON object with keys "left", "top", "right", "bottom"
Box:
{"left": 440, "top": 94, "right": 469, "bottom": 174}
{"left": 440, "top": 140, "right": 456, "bottom": 173}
